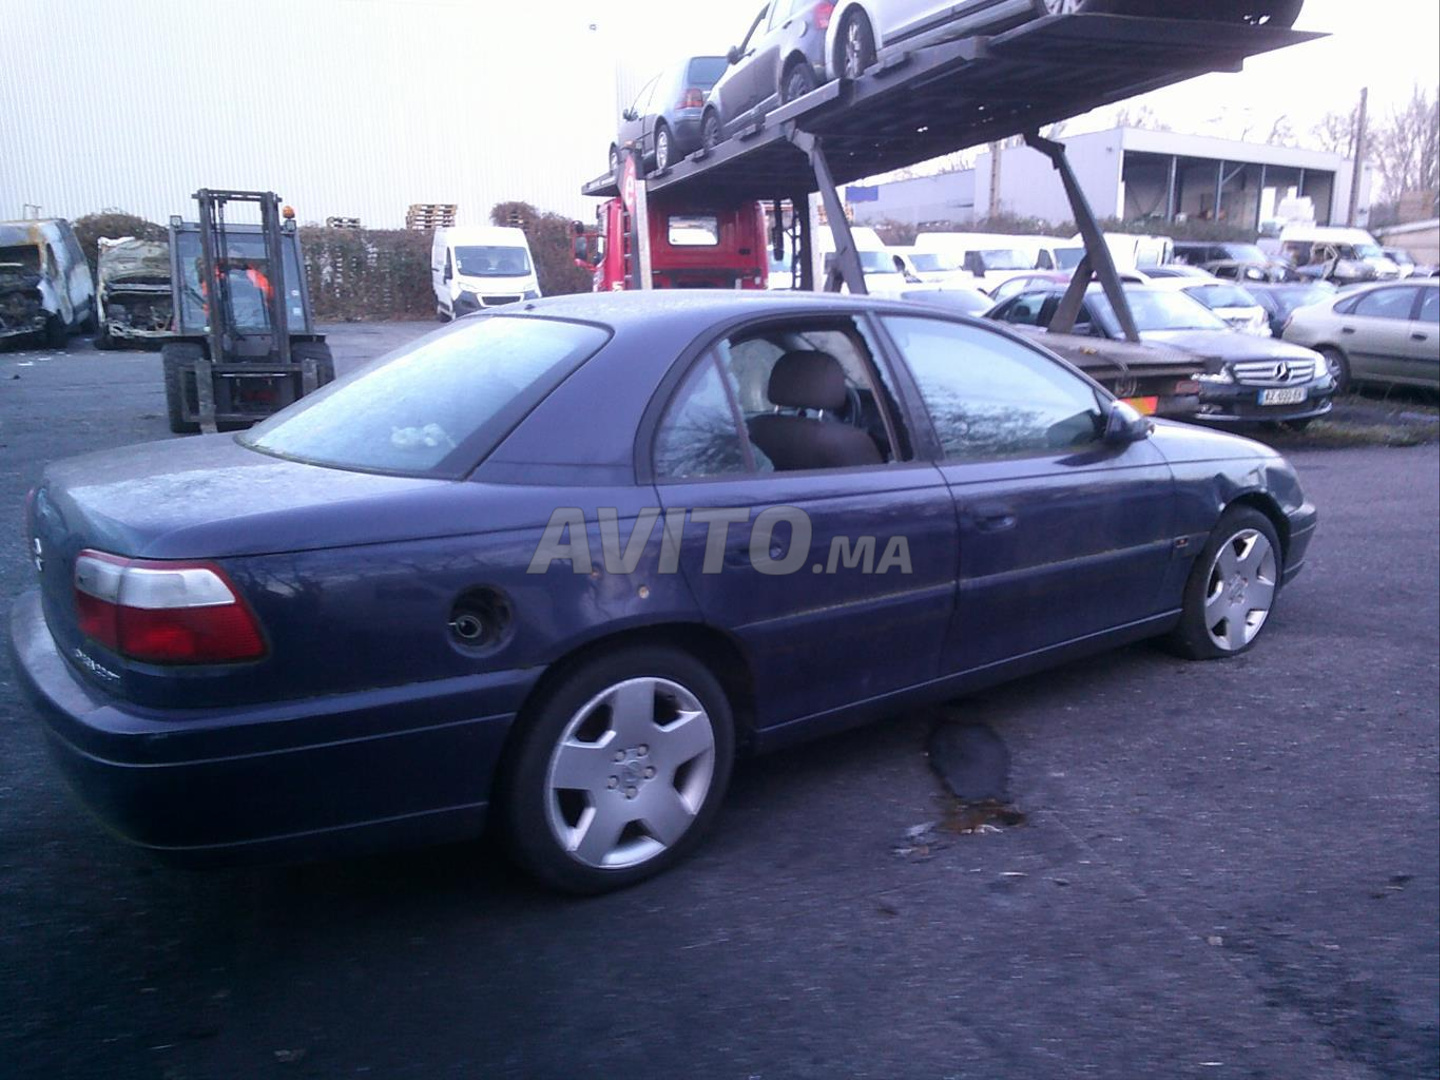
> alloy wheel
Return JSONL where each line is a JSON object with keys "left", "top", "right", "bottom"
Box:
{"left": 1201, "top": 529, "right": 1277, "bottom": 652}
{"left": 655, "top": 127, "right": 671, "bottom": 171}
{"left": 544, "top": 677, "right": 716, "bottom": 869}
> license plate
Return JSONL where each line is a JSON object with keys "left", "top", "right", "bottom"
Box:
{"left": 1259, "top": 387, "right": 1307, "bottom": 406}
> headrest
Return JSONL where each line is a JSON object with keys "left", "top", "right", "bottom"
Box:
{"left": 767, "top": 350, "right": 847, "bottom": 411}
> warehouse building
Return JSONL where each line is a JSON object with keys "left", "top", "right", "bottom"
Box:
{"left": 851, "top": 126, "right": 1375, "bottom": 232}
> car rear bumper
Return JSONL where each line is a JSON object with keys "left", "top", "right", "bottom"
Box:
{"left": 8, "top": 588, "right": 538, "bottom": 866}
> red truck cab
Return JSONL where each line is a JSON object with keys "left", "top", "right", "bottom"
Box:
{"left": 576, "top": 198, "right": 768, "bottom": 291}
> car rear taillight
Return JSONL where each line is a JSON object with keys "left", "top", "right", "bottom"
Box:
{"left": 679, "top": 87, "right": 705, "bottom": 109}
{"left": 814, "top": 1, "right": 834, "bottom": 30}
{"left": 74, "top": 550, "right": 266, "bottom": 664}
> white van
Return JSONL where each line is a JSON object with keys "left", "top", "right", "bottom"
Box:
{"left": 819, "top": 224, "right": 910, "bottom": 295}
{"left": 1274, "top": 225, "right": 1399, "bottom": 281}
{"left": 1065, "top": 232, "right": 1174, "bottom": 272}
{"left": 431, "top": 226, "right": 540, "bottom": 320}
{"left": 913, "top": 231, "right": 1037, "bottom": 291}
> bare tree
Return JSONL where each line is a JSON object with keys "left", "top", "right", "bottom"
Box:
{"left": 1370, "top": 84, "right": 1440, "bottom": 202}
{"left": 1266, "top": 114, "right": 1297, "bottom": 147}
{"left": 1310, "top": 106, "right": 1358, "bottom": 156}
{"left": 1113, "top": 104, "right": 1172, "bottom": 132}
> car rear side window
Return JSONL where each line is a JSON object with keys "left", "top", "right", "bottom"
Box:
{"left": 653, "top": 355, "right": 749, "bottom": 478}
{"left": 883, "top": 316, "right": 1104, "bottom": 461}
{"left": 241, "top": 315, "right": 608, "bottom": 477}
{"left": 1420, "top": 288, "right": 1439, "bottom": 324}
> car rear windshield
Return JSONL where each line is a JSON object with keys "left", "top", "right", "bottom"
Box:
{"left": 239, "top": 315, "right": 609, "bottom": 477}
{"left": 687, "top": 57, "right": 727, "bottom": 88}
{"left": 1188, "top": 284, "right": 1259, "bottom": 309}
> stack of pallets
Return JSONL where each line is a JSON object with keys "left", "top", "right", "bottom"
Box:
{"left": 405, "top": 204, "right": 458, "bottom": 230}
{"left": 325, "top": 216, "right": 362, "bottom": 229}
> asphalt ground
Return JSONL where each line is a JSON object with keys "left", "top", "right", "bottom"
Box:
{"left": 1, "top": 326, "right": 1436, "bottom": 1080}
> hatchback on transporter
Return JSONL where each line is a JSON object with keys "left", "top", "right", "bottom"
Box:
{"left": 11, "top": 291, "right": 1316, "bottom": 893}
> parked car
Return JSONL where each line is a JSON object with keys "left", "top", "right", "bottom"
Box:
{"left": 1282, "top": 280, "right": 1439, "bottom": 393}
{"left": 1244, "top": 281, "right": 1337, "bottom": 338}
{"left": 819, "top": 224, "right": 912, "bottom": 293}
{"left": 1143, "top": 265, "right": 1218, "bottom": 281}
{"left": 431, "top": 226, "right": 540, "bottom": 320}
{"left": 987, "top": 271, "right": 1071, "bottom": 306}
{"left": 700, "top": 0, "right": 1069, "bottom": 150}
{"left": 895, "top": 285, "right": 994, "bottom": 314}
{"left": 93, "top": 237, "right": 173, "bottom": 350}
{"left": 11, "top": 291, "right": 1316, "bottom": 893}
{"left": 609, "top": 56, "right": 727, "bottom": 175}
{"left": 0, "top": 218, "right": 94, "bottom": 349}
{"left": 1151, "top": 278, "right": 1271, "bottom": 337}
{"left": 988, "top": 283, "right": 1336, "bottom": 425}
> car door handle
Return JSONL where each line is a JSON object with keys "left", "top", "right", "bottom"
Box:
{"left": 1412, "top": 332, "right": 1428, "bottom": 342}
{"left": 1342, "top": 326, "right": 1356, "bottom": 334}
{"left": 972, "top": 505, "right": 1018, "bottom": 532}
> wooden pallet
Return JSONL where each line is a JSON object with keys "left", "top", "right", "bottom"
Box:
{"left": 325, "top": 216, "right": 362, "bottom": 229}
{"left": 405, "top": 203, "right": 458, "bottom": 230}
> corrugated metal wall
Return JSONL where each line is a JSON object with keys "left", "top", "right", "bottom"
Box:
{"left": 0, "top": 0, "right": 625, "bottom": 227}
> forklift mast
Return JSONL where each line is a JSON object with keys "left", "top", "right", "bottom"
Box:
{"left": 195, "top": 189, "right": 292, "bottom": 365}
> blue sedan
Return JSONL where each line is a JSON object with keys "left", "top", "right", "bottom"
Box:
{"left": 10, "top": 292, "right": 1316, "bottom": 893}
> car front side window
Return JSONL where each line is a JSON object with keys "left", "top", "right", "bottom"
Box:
{"left": 883, "top": 316, "right": 1105, "bottom": 461}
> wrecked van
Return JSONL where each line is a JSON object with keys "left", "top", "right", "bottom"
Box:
{"left": 94, "top": 237, "right": 173, "bottom": 349}
{"left": 0, "top": 219, "right": 95, "bottom": 347}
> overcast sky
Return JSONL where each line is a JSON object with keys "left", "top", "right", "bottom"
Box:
{"left": 587, "top": 0, "right": 1438, "bottom": 144}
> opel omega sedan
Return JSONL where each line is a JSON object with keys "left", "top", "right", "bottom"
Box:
{"left": 11, "top": 292, "right": 1316, "bottom": 893}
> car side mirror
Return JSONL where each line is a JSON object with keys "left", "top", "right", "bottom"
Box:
{"left": 726, "top": 45, "right": 742, "bottom": 65}
{"left": 443, "top": 265, "right": 453, "bottom": 282}
{"left": 622, "top": 108, "right": 638, "bottom": 122}
{"left": 1104, "top": 400, "right": 1152, "bottom": 445}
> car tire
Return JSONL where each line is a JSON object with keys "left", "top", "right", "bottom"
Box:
{"left": 1167, "top": 507, "right": 1283, "bottom": 661}
{"left": 291, "top": 340, "right": 336, "bottom": 389}
{"left": 701, "top": 109, "right": 723, "bottom": 150}
{"left": 499, "top": 645, "right": 736, "bottom": 894}
{"left": 92, "top": 330, "right": 116, "bottom": 351}
{"left": 1317, "top": 346, "right": 1350, "bottom": 394}
{"left": 161, "top": 342, "right": 204, "bottom": 434}
{"left": 782, "top": 60, "right": 818, "bottom": 104}
{"left": 654, "top": 123, "right": 674, "bottom": 171}
{"left": 837, "top": 9, "right": 876, "bottom": 80}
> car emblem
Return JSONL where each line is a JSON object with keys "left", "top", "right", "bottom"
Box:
{"left": 31, "top": 537, "right": 43, "bottom": 574}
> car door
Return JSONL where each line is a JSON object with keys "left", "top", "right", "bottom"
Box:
{"left": 1340, "top": 285, "right": 1422, "bottom": 383}
{"left": 741, "top": 1, "right": 789, "bottom": 114}
{"left": 1404, "top": 285, "right": 1440, "bottom": 389}
{"left": 878, "top": 314, "right": 1176, "bottom": 673}
{"left": 647, "top": 313, "right": 959, "bottom": 730}
{"left": 620, "top": 76, "right": 657, "bottom": 156}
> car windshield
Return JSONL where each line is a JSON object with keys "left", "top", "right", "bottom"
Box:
{"left": 978, "top": 249, "right": 1031, "bottom": 271}
{"left": 1355, "top": 243, "right": 1384, "bottom": 259}
{"left": 456, "top": 245, "right": 532, "bottom": 277}
{"left": 857, "top": 251, "right": 897, "bottom": 274}
{"left": 240, "top": 315, "right": 609, "bottom": 477}
{"left": 1054, "top": 247, "right": 1084, "bottom": 270}
{"left": 1187, "top": 284, "right": 1260, "bottom": 309}
{"left": 909, "top": 252, "right": 962, "bottom": 272}
{"left": 687, "top": 57, "right": 727, "bottom": 87}
{"left": 1091, "top": 288, "right": 1230, "bottom": 333}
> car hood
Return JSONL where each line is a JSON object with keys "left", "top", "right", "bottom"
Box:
{"left": 37, "top": 434, "right": 552, "bottom": 560}
{"left": 1139, "top": 329, "right": 1320, "bottom": 366}
{"left": 1145, "top": 417, "right": 1274, "bottom": 462}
